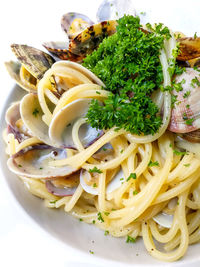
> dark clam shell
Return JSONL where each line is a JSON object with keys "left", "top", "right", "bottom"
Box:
{"left": 43, "top": 41, "right": 83, "bottom": 62}
{"left": 61, "top": 12, "right": 94, "bottom": 39}
{"left": 11, "top": 44, "right": 55, "bottom": 80}
{"left": 69, "top": 20, "right": 117, "bottom": 57}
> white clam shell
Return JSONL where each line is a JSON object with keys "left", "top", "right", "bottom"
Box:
{"left": 52, "top": 61, "right": 105, "bottom": 87}
{"left": 169, "top": 68, "right": 200, "bottom": 133}
{"left": 7, "top": 145, "right": 76, "bottom": 179}
{"left": 5, "top": 101, "right": 20, "bottom": 127}
{"left": 96, "top": 0, "right": 136, "bottom": 22}
{"left": 80, "top": 168, "right": 124, "bottom": 196}
{"left": 20, "top": 93, "right": 53, "bottom": 146}
{"left": 153, "top": 213, "right": 173, "bottom": 228}
{"left": 49, "top": 98, "right": 101, "bottom": 148}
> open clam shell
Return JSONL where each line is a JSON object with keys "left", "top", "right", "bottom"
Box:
{"left": 20, "top": 93, "right": 53, "bottom": 146}
{"left": 177, "top": 37, "right": 200, "bottom": 61}
{"left": 182, "top": 129, "right": 200, "bottom": 143}
{"left": 43, "top": 41, "right": 83, "bottom": 62}
{"left": 5, "top": 61, "right": 37, "bottom": 92}
{"left": 6, "top": 102, "right": 31, "bottom": 142}
{"left": 96, "top": 0, "right": 136, "bottom": 22}
{"left": 69, "top": 20, "right": 117, "bottom": 57}
{"left": 11, "top": 44, "right": 55, "bottom": 80}
{"left": 49, "top": 98, "right": 102, "bottom": 148}
{"left": 61, "top": 12, "right": 94, "bottom": 39}
{"left": 169, "top": 68, "right": 200, "bottom": 133}
{"left": 7, "top": 145, "right": 76, "bottom": 179}
{"left": 52, "top": 60, "right": 105, "bottom": 86}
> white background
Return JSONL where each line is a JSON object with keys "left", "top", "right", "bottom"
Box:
{"left": 0, "top": 0, "right": 199, "bottom": 266}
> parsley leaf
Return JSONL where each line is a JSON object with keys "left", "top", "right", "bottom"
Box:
{"left": 97, "top": 212, "right": 104, "bottom": 222}
{"left": 126, "top": 235, "right": 136, "bottom": 243}
{"left": 32, "top": 108, "right": 39, "bottom": 117}
{"left": 126, "top": 173, "right": 137, "bottom": 181}
{"left": 89, "top": 167, "right": 103, "bottom": 174}
{"left": 148, "top": 160, "right": 159, "bottom": 167}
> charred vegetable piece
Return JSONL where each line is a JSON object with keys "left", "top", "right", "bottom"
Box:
{"left": 69, "top": 20, "right": 117, "bottom": 56}
{"left": 43, "top": 41, "right": 83, "bottom": 62}
{"left": 61, "top": 12, "right": 94, "bottom": 39}
{"left": 11, "top": 44, "right": 55, "bottom": 80}
{"left": 177, "top": 37, "right": 200, "bottom": 61}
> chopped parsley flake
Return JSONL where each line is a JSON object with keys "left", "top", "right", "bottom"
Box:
{"left": 126, "top": 173, "right": 137, "bottom": 181}
{"left": 183, "top": 91, "right": 191, "bottom": 98}
{"left": 194, "top": 32, "right": 197, "bottom": 39}
{"left": 79, "top": 218, "right": 83, "bottom": 222}
{"left": 97, "top": 212, "right": 104, "bottom": 222}
{"left": 171, "top": 94, "right": 178, "bottom": 108}
{"left": 185, "top": 118, "right": 194, "bottom": 126}
{"left": 104, "top": 212, "right": 110, "bottom": 216}
{"left": 89, "top": 250, "right": 94, "bottom": 254}
{"left": 173, "top": 149, "right": 188, "bottom": 156}
{"left": 18, "top": 164, "right": 22, "bottom": 168}
{"left": 50, "top": 200, "right": 57, "bottom": 204}
{"left": 120, "top": 149, "right": 124, "bottom": 154}
{"left": 89, "top": 166, "right": 102, "bottom": 174}
{"left": 104, "top": 230, "right": 109, "bottom": 236}
{"left": 148, "top": 160, "right": 159, "bottom": 167}
{"left": 96, "top": 91, "right": 101, "bottom": 95}
{"left": 186, "top": 104, "right": 190, "bottom": 109}
{"left": 126, "top": 235, "right": 136, "bottom": 243}
{"left": 133, "top": 190, "right": 138, "bottom": 195}
{"left": 93, "top": 183, "right": 97, "bottom": 188}
{"left": 191, "top": 76, "right": 200, "bottom": 87}
{"left": 92, "top": 220, "right": 96, "bottom": 224}
{"left": 102, "top": 148, "right": 107, "bottom": 151}
{"left": 193, "top": 66, "right": 200, "bottom": 72}
{"left": 83, "top": 15, "right": 170, "bottom": 135}
{"left": 32, "top": 108, "right": 39, "bottom": 117}
{"left": 184, "top": 164, "right": 190, "bottom": 167}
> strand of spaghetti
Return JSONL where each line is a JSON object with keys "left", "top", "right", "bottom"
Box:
{"left": 108, "top": 139, "right": 173, "bottom": 225}
{"left": 53, "top": 84, "right": 101, "bottom": 115}
{"left": 16, "top": 137, "right": 42, "bottom": 152}
{"left": 83, "top": 142, "right": 137, "bottom": 171}
{"left": 64, "top": 184, "right": 83, "bottom": 212}
{"left": 98, "top": 172, "right": 106, "bottom": 211}
{"left": 44, "top": 88, "right": 59, "bottom": 105}
{"left": 72, "top": 118, "right": 86, "bottom": 151}
{"left": 49, "top": 128, "right": 125, "bottom": 167}
{"left": 189, "top": 227, "right": 200, "bottom": 244}
{"left": 153, "top": 171, "right": 200, "bottom": 204}
{"left": 116, "top": 143, "right": 152, "bottom": 207}
{"left": 142, "top": 190, "right": 189, "bottom": 261}
{"left": 7, "top": 133, "right": 17, "bottom": 156}
{"left": 165, "top": 209, "right": 200, "bottom": 251}
{"left": 149, "top": 218, "right": 179, "bottom": 243}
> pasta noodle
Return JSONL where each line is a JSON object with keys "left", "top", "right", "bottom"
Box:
{"left": 4, "top": 23, "right": 200, "bottom": 263}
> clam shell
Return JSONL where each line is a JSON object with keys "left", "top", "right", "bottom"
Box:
{"left": 52, "top": 60, "right": 105, "bottom": 86}
{"left": 69, "top": 20, "right": 117, "bottom": 57}
{"left": 20, "top": 93, "right": 53, "bottom": 146}
{"left": 11, "top": 44, "right": 55, "bottom": 80}
{"left": 177, "top": 37, "right": 200, "bottom": 61}
{"left": 4, "top": 61, "right": 37, "bottom": 92}
{"left": 49, "top": 98, "right": 101, "bottom": 148}
{"left": 7, "top": 145, "right": 76, "bottom": 179}
{"left": 182, "top": 129, "right": 200, "bottom": 143}
{"left": 43, "top": 41, "right": 83, "bottom": 62}
{"left": 169, "top": 68, "right": 200, "bottom": 133}
{"left": 96, "top": 0, "right": 136, "bottom": 22}
{"left": 61, "top": 12, "right": 94, "bottom": 39}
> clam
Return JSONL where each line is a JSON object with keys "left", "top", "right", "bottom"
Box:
{"left": 80, "top": 168, "right": 125, "bottom": 195}
{"left": 52, "top": 60, "right": 105, "bottom": 86}
{"left": 69, "top": 20, "right": 117, "bottom": 57}
{"left": 20, "top": 93, "right": 53, "bottom": 146}
{"left": 4, "top": 61, "right": 37, "bottom": 92}
{"left": 153, "top": 213, "right": 173, "bottom": 228}
{"left": 177, "top": 37, "right": 200, "bottom": 61}
{"left": 49, "top": 98, "right": 102, "bottom": 148}
{"left": 61, "top": 12, "right": 94, "bottom": 39}
{"left": 6, "top": 102, "right": 31, "bottom": 142}
{"left": 169, "top": 68, "right": 200, "bottom": 133}
{"left": 43, "top": 41, "right": 83, "bottom": 62}
{"left": 7, "top": 145, "right": 76, "bottom": 179}
{"left": 96, "top": 0, "right": 136, "bottom": 22}
{"left": 182, "top": 129, "right": 200, "bottom": 143}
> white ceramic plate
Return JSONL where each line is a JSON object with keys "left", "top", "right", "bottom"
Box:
{"left": 1, "top": 1, "right": 200, "bottom": 266}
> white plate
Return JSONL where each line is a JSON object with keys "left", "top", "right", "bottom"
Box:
{"left": 0, "top": 0, "right": 200, "bottom": 266}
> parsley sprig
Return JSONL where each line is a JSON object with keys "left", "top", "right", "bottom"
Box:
{"left": 83, "top": 15, "right": 170, "bottom": 135}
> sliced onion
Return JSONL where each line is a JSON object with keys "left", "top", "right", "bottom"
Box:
{"left": 45, "top": 180, "right": 77, "bottom": 196}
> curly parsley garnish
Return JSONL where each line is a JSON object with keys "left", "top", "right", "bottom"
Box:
{"left": 83, "top": 15, "right": 171, "bottom": 135}
{"left": 89, "top": 167, "right": 102, "bottom": 174}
